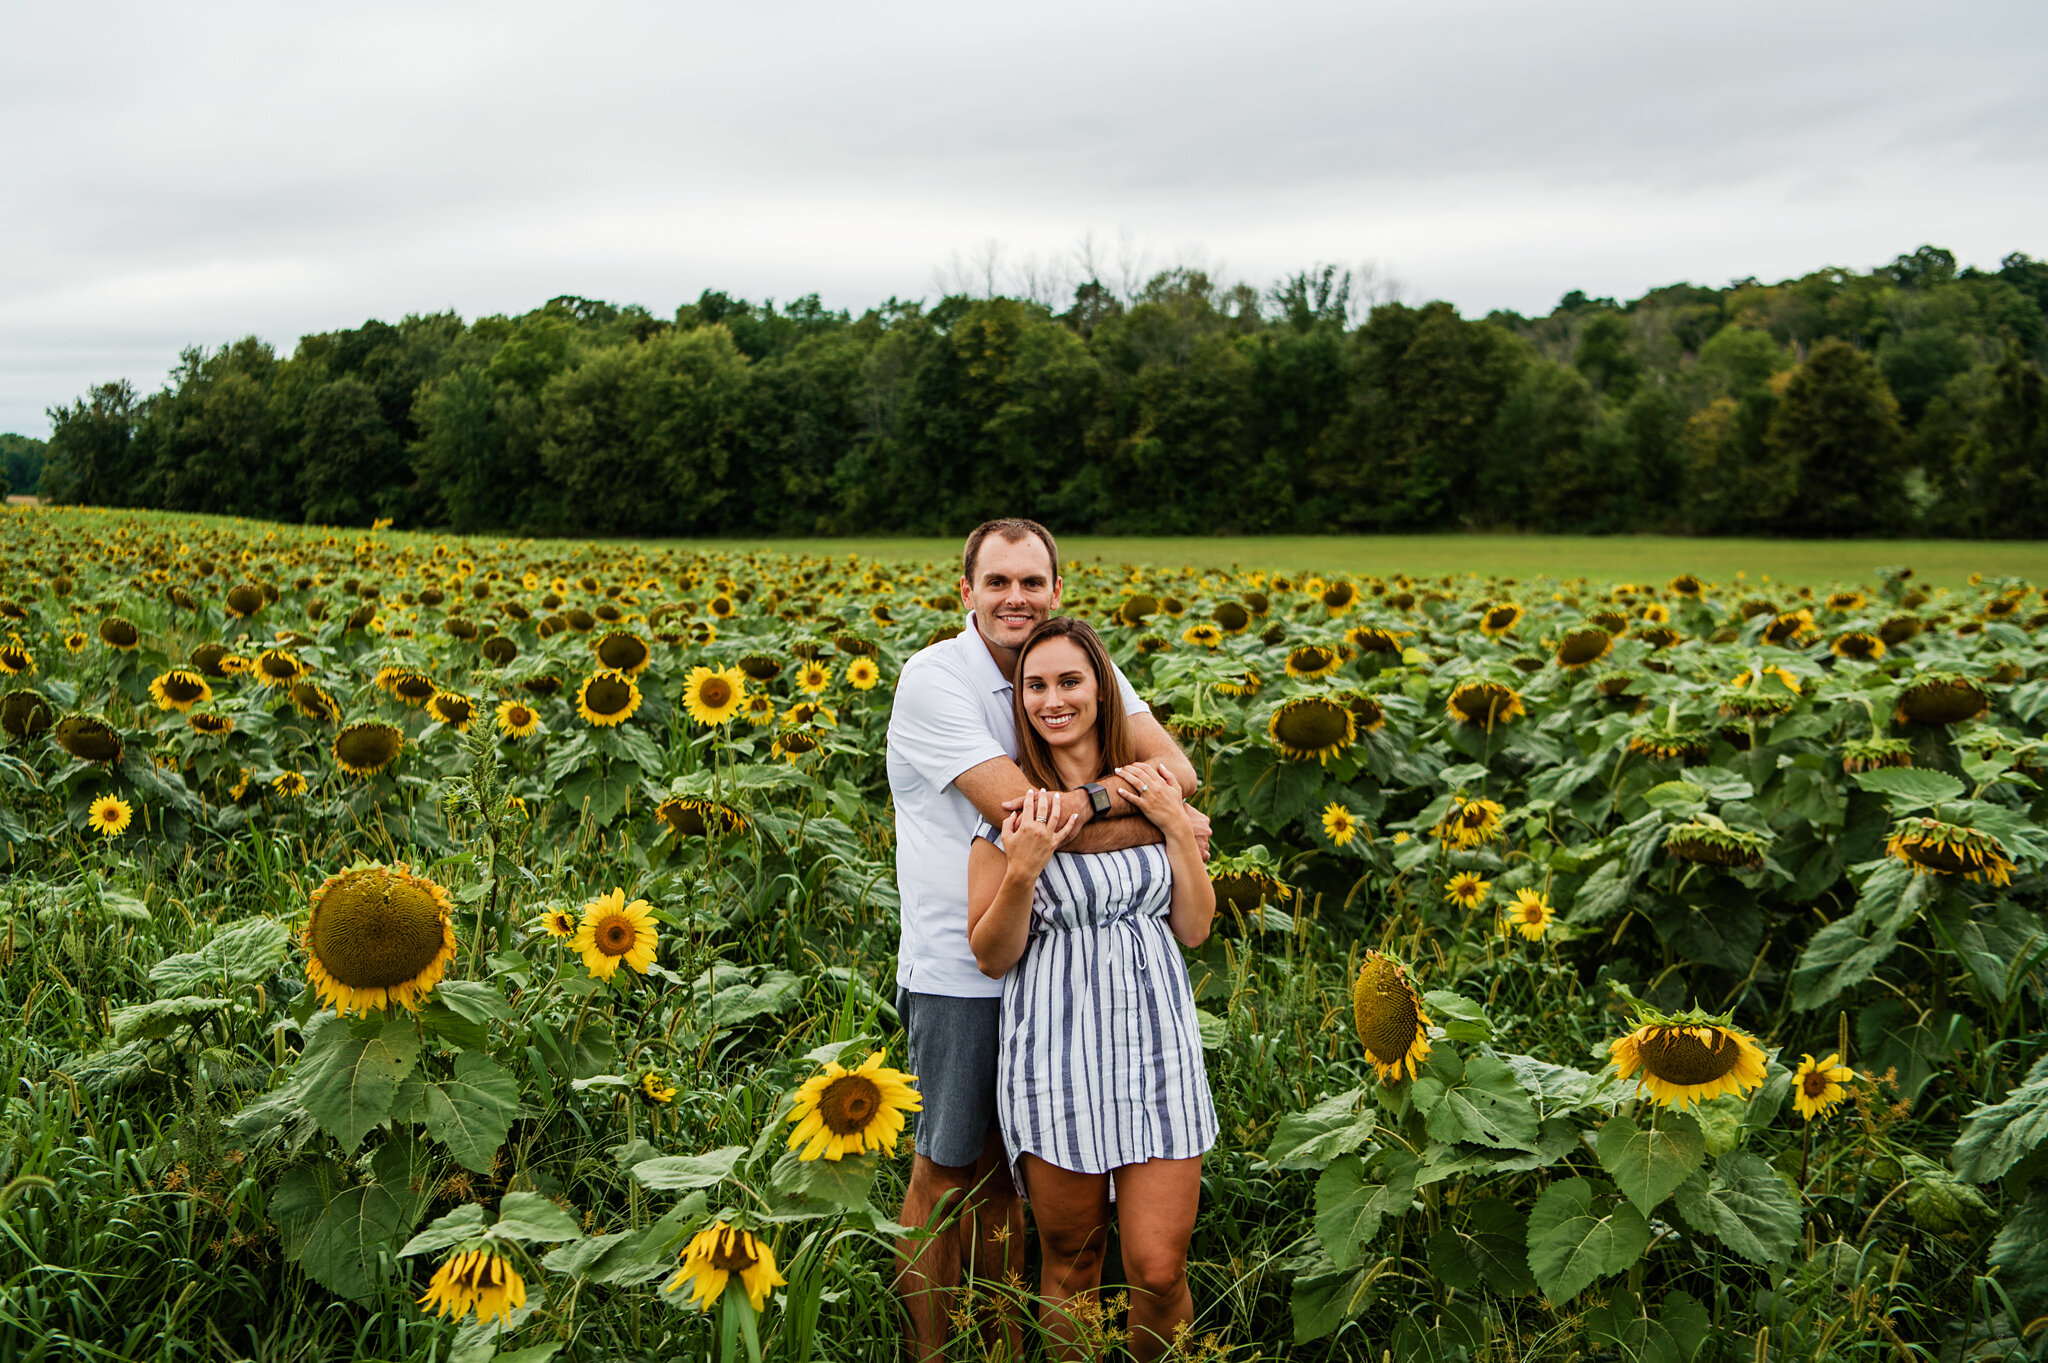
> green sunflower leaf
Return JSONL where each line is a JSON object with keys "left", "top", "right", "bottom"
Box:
{"left": 299, "top": 1015, "right": 423, "bottom": 1154}
{"left": 1525, "top": 1178, "right": 1652, "bottom": 1302}
{"left": 421, "top": 1052, "right": 519, "bottom": 1175}
{"left": 1672, "top": 1152, "right": 1800, "bottom": 1264}
{"left": 1261, "top": 1087, "right": 1375, "bottom": 1171}
{"left": 1596, "top": 1111, "right": 1707, "bottom": 1215}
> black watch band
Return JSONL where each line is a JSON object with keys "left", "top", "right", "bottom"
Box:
{"left": 1082, "top": 781, "right": 1112, "bottom": 817}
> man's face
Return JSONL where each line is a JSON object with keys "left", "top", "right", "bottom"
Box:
{"left": 960, "top": 534, "right": 1061, "bottom": 651}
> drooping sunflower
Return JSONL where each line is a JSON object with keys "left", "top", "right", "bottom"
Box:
{"left": 98, "top": 617, "right": 141, "bottom": 650}
{"left": 1625, "top": 724, "right": 1712, "bottom": 764}
{"left": 1554, "top": 628, "right": 1613, "bottom": 671}
{"left": 576, "top": 670, "right": 643, "bottom": 728}
{"left": 1668, "top": 574, "right": 1704, "bottom": 599}
{"left": 1824, "top": 591, "right": 1866, "bottom": 613}
{"left": 388, "top": 670, "right": 438, "bottom": 706}
{"left": 1433, "top": 796, "right": 1506, "bottom": 849}
{"left": 1608, "top": 1010, "right": 1769, "bottom": 1109}
{"left": 540, "top": 906, "right": 578, "bottom": 938}
{"left": 664, "top": 1223, "right": 786, "bottom": 1314}
{"left": 333, "top": 720, "right": 405, "bottom": 776}
{"left": 1762, "top": 610, "right": 1816, "bottom": 647}
{"left": 846, "top": 657, "right": 881, "bottom": 690}
{"left": 737, "top": 653, "right": 784, "bottom": 682}
{"left": 1212, "top": 601, "right": 1252, "bottom": 634}
{"left": 1887, "top": 817, "right": 2015, "bottom": 886}
{"left": 1894, "top": 672, "right": 1989, "bottom": 727}
{"left": 786, "top": 1050, "right": 922, "bottom": 1161}
{"left": 291, "top": 680, "right": 342, "bottom": 724}
{"left": 480, "top": 635, "right": 519, "bottom": 666}
{"left": 223, "top": 582, "right": 266, "bottom": 618}
{"left": 682, "top": 666, "right": 747, "bottom": 727}
{"left": 1345, "top": 625, "right": 1403, "bottom": 656}
{"left": 427, "top": 691, "right": 475, "bottom": 732}
{"left": 1500, "top": 888, "right": 1555, "bottom": 941}
{"left": 0, "top": 688, "right": 55, "bottom": 739}
{"left": 148, "top": 669, "right": 212, "bottom": 712}
{"left": 1879, "top": 614, "right": 1925, "bottom": 646}
{"left": 1840, "top": 736, "right": 1913, "bottom": 773}
{"left": 88, "top": 794, "right": 134, "bottom": 837}
{"left": 188, "top": 710, "right": 235, "bottom": 738}
{"left": 656, "top": 796, "right": 750, "bottom": 838}
{"left": 1477, "top": 602, "right": 1523, "bottom": 638}
{"left": 272, "top": 770, "right": 308, "bottom": 797}
{"left": 573, "top": 888, "right": 659, "bottom": 979}
{"left": 1181, "top": 623, "right": 1224, "bottom": 649}
{"left": 301, "top": 862, "right": 458, "bottom": 1015}
{"left": 0, "top": 641, "right": 33, "bottom": 676}
{"left": 639, "top": 1070, "right": 678, "bottom": 1105}
{"left": 1216, "top": 666, "right": 1263, "bottom": 697}
{"left": 593, "top": 630, "right": 652, "bottom": 676}
{"left": 1831, "top": 632, "right": 1887, "bottom": 662}
{"left": 254, "top": 649, "right": 308, "bottom": 688}
{"left": 1445, "top": 680, "right": 1526, "bottom": 730}
{"left": 1284, "top": 644, "right": 1345, "bottom": 681}
{"left": 1791, "top": 1052, "right": 1856, "bottom": 1121}
{"left": 1320, "top": 803, "right": 1360, "bottom": 847}
{"left": 54, "top": 714, "right": 123, "bottom": 764}
{"left": 1352, "top": 952, "right": 1432, "bottom": 1084}
{"left": 1664, "top": 821, "right": 1771, "bottom": 871}
{"left": 1116, "top": 594, "right": 1160, "bottom": 628}
{"left": 1268, "top": 696, "right": 1356, "bottom": 764}
{"left": 772, "top": 726, "right": 825, "bottom": 762}
{"left": 1444, "top": 872, "right": 1490, "bottom": 909}
{"left": 418, "top": 1248, "right": 526, "bottom": 1326}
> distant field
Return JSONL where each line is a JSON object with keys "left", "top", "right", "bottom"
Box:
{"left": 678, "top": 534, "right": 2048, "bottom": 589}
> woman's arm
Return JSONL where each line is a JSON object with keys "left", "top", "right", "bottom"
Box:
{"left": 1117, "top": 761, "right": 1216, "bottom": 948}
{"left": 967, "top": 789, "right": 1080, "bottom": 977}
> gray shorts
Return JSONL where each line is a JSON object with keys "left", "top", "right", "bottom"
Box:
{"left": 897, "top": 989, "right": 1001, "bottom": 1170}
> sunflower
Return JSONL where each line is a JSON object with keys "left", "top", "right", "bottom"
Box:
{"left": 1887, "top": 818, "right": 2015, "bottom": 886}
{"left": 1500, "top": 888, "right": 1554, "bottom": 941}
{"left": 1553, "top": 628, "right": 1613, "bottom": 671}
{"left": 1664, "top": 822, "right": 1770, "bottom": 871}
{"left": 1791, "top": 1052, "right": 1855, "bottom": 1121}
{"left": 639, "top": 1070, "right": 677, "bottom": 1105}
{"left": 1345, "top": 626, "right": 1403, "bottom": 655}
{"left": 593, "top": 630, "right": 652, "bottom": 676}
{"left": 1320, "top": 803, "right": 1360, "bottom": 846}
{"left": 1668, "top": 574, "right": 1704, "bottom": 598}
{"left": 772, "top": 726, "right": 825, "bottom": 762}
{"left": 794, "top": 661, "right": 832, "bottom": 695}
{"left": 1284, "top": 644, "right": 1345, "bottom": 681}
{"left": 1433, "top": 796, "right": 1506, "bottom": 849}
{"left": 1831, "top": 632, "right": 1886, "bottom": 662}
{"left": 481, "top": 635, "right": 518, "bottom": 667}
{"left": 1216, "top": 667, "right": 1263, "bottom": 697}
{"left": 427, "top": 691, "right": 475, "bottom": 732}
{"left": 1181, "top": 623, "right": 1224, "bottom": 649}
{"left": 576, "top": 670, "right": 643, "bottom": 728}
{"left": 0, "top": 689, "right": 54, "bottom": 739}
{"left": 573, "top": 888, "right": 659, "bottom": 979}
{"left": 1352, "top": 952, "right": 1432, "bottom": 1084}
{"left": 1117, "top": 594, "right": 1160, "bottom": 627}
{"left": 1478, "top": 603, "right": 1524, "bottom": 638}
{"left": 1762, "top": 610, "right": 1816, "bottom": 647}
{"left": 1895, "top": 673, "right": 1989, "bottom": 727}
{"left": 272, "top": 769, "right": 308, "bottom": 797}
{"left": 665, "top": 1223, "right": 786, "bottom": 1314}
{"left": 1626, "top": 725, "right": 1712, "bottom": 763}
{"left": 418, "top": 1248, "right": 526, "bottom": 1326}
{"left": 88, "top": 794, "right": 133, "bottom": 837}
{"left": 1879, "top": 614, "right": 1924, "bottom": 646}
{"left": 387, "top": 670, "right": 437, "bottom": 706}
{"left": 254, "top": 649, "right": 307, "bottom": 687}
{"left": 1212, "top": 601, "right": 1252, "bottom": 634}
{"left": 846, "top": 657, "right": 881, "bottom": 690}
{"left": 1635, "top": 625, "right": 1684, "bottom": 650}
{"left": 333, "top": 720, "right": 405, "bottom": 776}
{"left": 0, "top": 642, "right": 33, "bottom": 676}
{"left": 1321, "top": 580, "right": 1359, "bottom": 614}
{"left": 187, "top": 710, "right": 235, "bottom": 738}
{"left": 741, "top": 694, "right": 778, "bottom": 727}
{"left": 1840, "top": 736, "right": 1912, "bottom": 773}
{"left": 1268, "top": 696, "right": 1356, "bottom": 764}
{"left": 786, "top": 1050, "right": 922, "bottom": 1161}
{"left": 656, "top": 796, "right": 750, "bottom": 838}
{"left": 148, "top": 669, "right": 212, "bottom": 712}
{"left": 55, "top": 714, "right": 123, "bottom": 764}
{"left": 1446, "top": 680, "right": 1525, "bottom": 729}
{"left": 301, "top": 862, "right": 458, "bottom": 1015}
{"left": 279, "top": 679, "right": 335, "bottom": 724}
{"left": 98, "top": 617, "right": 141, "bottom": 650}
{"left": 1824, "top": 591, "right": 1866, "bottom": 613}
{"left": 737, "top": 653, "right": 784, "bottom": 682}
{"left": 1444, "top": 872, "right": 1490, "bottom": 909}
{"left": 540, "top": 906, "right": 578, "bottom": 939}
{"left": 63, "top": 631, "right": 88, "bottom": 654}
{"left": 1608, "top": 1013, "right": 1769, "bottom": 1109}
{"left": 487, "top": 699, "right": 536, "bottom": 740}
{"left": 682, "top": 666, "right": 747, "bottom": 726}
{"left": 1638, "top": 603, "right": 1671, "bottom": 625}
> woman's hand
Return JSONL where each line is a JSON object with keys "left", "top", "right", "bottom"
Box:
{"left": 1115, "top": 762, "right": 1189, "bottom": 833}
{"left": 1002, "top": 787, "right": 1081, "bottom": 879}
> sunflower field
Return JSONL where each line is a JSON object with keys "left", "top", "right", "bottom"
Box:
{"left": 10, "top": 506, "right": 2048, "bottom": 1362}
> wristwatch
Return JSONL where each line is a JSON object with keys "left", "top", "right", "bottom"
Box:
{"left": 1081, "top": 781, "right": 1112, "bottom": 818}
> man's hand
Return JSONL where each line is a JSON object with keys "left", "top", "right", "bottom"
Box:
{"left": 1185, "top": 804, "right": 1213, "bottom": 861}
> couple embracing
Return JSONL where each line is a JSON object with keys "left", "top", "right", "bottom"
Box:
{"left": 885, "top": 519, "right": 1218, "bottom": 1361}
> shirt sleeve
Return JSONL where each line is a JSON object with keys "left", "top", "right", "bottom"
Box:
{"left": 888, "top": 656, "right": 1007, "bottom": 792}
{"left": 1109, "top": 659, "right": 1148, "bottom": 716}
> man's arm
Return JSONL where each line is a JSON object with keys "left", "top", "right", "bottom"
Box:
{"left": 1125, "top": 711, "right": 1197, "bottom": 795}
{"left": 952, "top": 757, "right": 1165, "bottom": 853}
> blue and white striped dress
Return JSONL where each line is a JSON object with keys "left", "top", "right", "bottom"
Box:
{"left": 974, "top": 821, "right": 1218, "bottom": 1192}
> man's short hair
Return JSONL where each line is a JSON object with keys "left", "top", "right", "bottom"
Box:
{"left": 962, "top": 519, "right": 1060, "bottom": 585}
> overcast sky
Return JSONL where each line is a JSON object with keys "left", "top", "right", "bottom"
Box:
{"left": 2, "top": 0, "right": 2042, "bottom": 437}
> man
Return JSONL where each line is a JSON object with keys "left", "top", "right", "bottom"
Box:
{"left": 885, "top": 518, "right": 1206, "bottom": 1360}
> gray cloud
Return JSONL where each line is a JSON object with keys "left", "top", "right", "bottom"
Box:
{"left": 2, "top": 0, "right": 2042, "bottom": 434}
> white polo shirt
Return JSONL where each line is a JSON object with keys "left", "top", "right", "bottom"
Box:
{"left": 887, "top": 615, "right": 1146, "bottom": 998}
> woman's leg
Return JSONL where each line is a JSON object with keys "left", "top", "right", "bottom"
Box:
{"left": 1109, "top": 1156, "right": 1204, "bottom": 1363}
{"left": 1021, "top": 1154, "right": 1112, "bottom": 1362}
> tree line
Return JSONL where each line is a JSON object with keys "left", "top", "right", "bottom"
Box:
{"left": 29, "top": 245, "right": 2048, "bottom": 538}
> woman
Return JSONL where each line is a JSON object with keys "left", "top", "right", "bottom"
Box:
{"left": 966, "top": 616, "right": 1217, "bottom": 1362}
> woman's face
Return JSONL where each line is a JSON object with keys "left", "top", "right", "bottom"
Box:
{"left": 1020, "top": 635, "right": 1098, "bottom": 750}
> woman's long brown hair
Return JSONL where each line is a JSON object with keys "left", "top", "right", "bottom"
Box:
{"left": 1011, "top": 617, "right": 1138, "bottom": 791}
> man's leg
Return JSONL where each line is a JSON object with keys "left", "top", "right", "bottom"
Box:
{"left": 896, "top": 1152, "right": 977, "bottom": 1362}
{"left": 965, "top": 1127, "right": 1024, "bottom": 1357}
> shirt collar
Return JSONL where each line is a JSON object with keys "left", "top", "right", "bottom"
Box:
{"left": 963, "top": 612, "right": 1013, "bottom": 693}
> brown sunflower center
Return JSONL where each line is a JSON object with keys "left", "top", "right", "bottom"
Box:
{"left": 697, "top": 677, "right": 733, "bottom": 709}
{"left": 309, "top": 873, "right": 448, "bottom": 988}
{"left": 507, "top": 705, "right": 532, "bottom": 726}
{"left": 1519, "top": 902, "right": 1545, "bottom": 923}
{"left": 1273, "top": 699, "right": 1349, "bottom": 750}
{"left": 1485, "top": 607, "right": 1518, "bottom": 631}
{"left": 260, "top": 653, "right": 300, "bottom": 679}
{"left": 1801, "top": 1069, "right": 1835, "bottom": 1098}
{"left": 708, "top": 1231, "right": 759, "bottom": 1273}
{"left": 598, "top": 635, "right": 649, "bottom": 670}
{"left": 1638, "top": 1028, "right": 1741, "bottom": 1087}
{"left": 1451, "top": 684, "right": 1516, "bottom": 723}
{"left": 595, "top": 913, "right": 637, "bottom": 956}
{"left": 585, "top": 676, "right": 633, "bottom": 715}
{"left": 160, "top": 672, "right": 207, "bottom": 702}
{"left": 818, "top": 1074, "right": 882, "bottom": 1134}
{"left": 1353, "top": 959, "right": 1423, "bottom": 1063}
